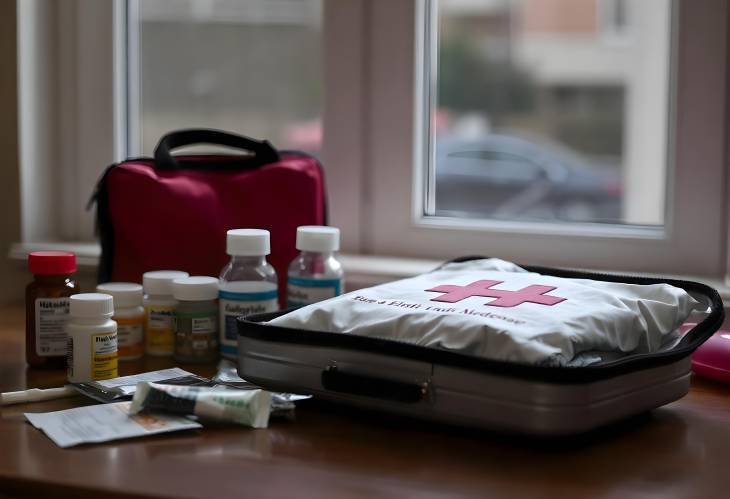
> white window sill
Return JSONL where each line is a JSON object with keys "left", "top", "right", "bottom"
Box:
{"left": 10, "top": 241, "right": 103, "bottom": 268}
{"left": 9, "top": 241, "right": 730, "bottom": 303}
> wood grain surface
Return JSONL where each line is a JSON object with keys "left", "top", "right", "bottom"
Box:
{"left": 1, "top": 306, "right": 729, "bottom": 498}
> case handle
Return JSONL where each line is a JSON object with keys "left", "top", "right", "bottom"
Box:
{"left": 154, "top": 128, "right": 280, "bottom": 170}
{"left": 321, "top": 365, "right": 430, "bottom": 404}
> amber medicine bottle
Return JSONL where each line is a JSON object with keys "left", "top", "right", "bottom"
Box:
{"left": 143, "top": 270, "right": 189, "bottom": 356}
{"left": 96, "top": 282, "right": 144, "bottom": 360}
{"left": 25, "top": 251, "right": 79, "bottom": 368}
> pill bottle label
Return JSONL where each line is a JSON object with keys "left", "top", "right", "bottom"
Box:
{"left": 287, "top": 277, "right": 342, "bottom": 308}
{"left": 174, "top": 311, "right": 218, "bottom": 360}
{"left": 116, "top": 315, "right": 144, "bottom": 360}
{"left": 67, "top": 336, "right": 74, "bottom": 379}
{"left": 145, "top": 305, "right": 175, "bottom": 355}
{"left": 34, "top": 297, "right": 71, "bottom": 356}
{"left": 90, "top": 331, "right": 118, "bottom": 380}
{"left": 219, "top": 290, "right": 278, "bottom": 357}
{"left": 192, "top": 316, "right": 216, "bottom": 336}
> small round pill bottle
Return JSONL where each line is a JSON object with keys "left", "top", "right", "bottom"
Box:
{"left": 219, "top": 229, "right": 278, "bottom": 359}
{"left": 143, "top": 270, "right": 189, "bottom": 357}
{"left": 66, "top": 293, "right": 118, "bottom": 383}
{"left": 96, "top": 282, "right": 144, "bottom": 361}
{"left": 172, "top": 276, "right": 219, "bottom": 364}
{"left": 287, "top": 226, "right": 344, "bottom": 307}
{"left": 26, "top": 251, "right": 80, "bottom": 368}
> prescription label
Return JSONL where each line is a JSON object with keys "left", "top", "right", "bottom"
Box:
{"left": 192, "top": 316, "right": 216, "bottom": 351}
{"left": 287, "top": 277, "right": 342, "bottom": 308}
{"left": 116, "top": 316, "right": 144, "bottom": 359}
{"left": 90, "top": 331, "right": 118, "bottom": 380}
{"left": 145, "top": 305, "right": 174, "bottom": 355}
{"left": 192, "top": 316, "right": 216, "bottom": 334}
{"left": 35, "top": 297, "right": 71, "bottom": 356}
{"left": 174, "top": 311, "right": 218, "bottom": 355}
{"left": 219, "top": 289, "right": 278, "bottom": 357}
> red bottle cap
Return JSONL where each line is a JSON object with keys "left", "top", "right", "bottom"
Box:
{"left": 28, "top": 251, "right": 77, "bottom": 275}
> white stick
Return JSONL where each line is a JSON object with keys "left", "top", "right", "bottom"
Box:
{"left": 1, "top": 386, "right": 77, "bottom": 406}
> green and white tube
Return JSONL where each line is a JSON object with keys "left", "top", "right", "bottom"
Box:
{"left": 129, "top": 382, "right": 271, "bottom": 428}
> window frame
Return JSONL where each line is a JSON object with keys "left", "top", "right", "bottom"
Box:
{"left": 364, "top": 0, "right": 729, "bottom": 277}
{"left": 17, "top": 0, "right": 120, "bottom": 244}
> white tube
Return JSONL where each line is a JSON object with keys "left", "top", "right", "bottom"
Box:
{"left": 1, "top": 386, "right": 77, "bottom": 406}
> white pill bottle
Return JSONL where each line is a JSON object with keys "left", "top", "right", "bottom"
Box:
{"left": 66, "top": 293, "right": 118, "bottom": 383}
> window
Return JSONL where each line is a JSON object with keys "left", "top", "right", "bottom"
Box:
{"left": 364, "top": 0, "right": 728, "bottom": 276}
{"left": 429, "top": 0, "right": 670, "bottom": 226}
{"left": 15, "top": 0, "right": 730, "bottom": 280}
{"left": 128, "top": 0, "right": 323, "bottom": 156}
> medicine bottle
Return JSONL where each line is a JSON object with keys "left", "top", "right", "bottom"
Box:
{"left": 287, "top": 226, "right": 344, "bottom": 307}
{"left": 25, "top": 251, "right": 80, "bottom": 368}
{"left": 96, "top": 282, "right": 144, "bottom": 361}
{"left": 219, "top": 229, "right": 278, "bottom": 359}
{"left": 143, "top": 270, "right": 189, "bottom": 356}
{"left": 66, "top": 293, "right": 118, "bottom": 383}
{"left": 172, "top": 276, "right": 219, "bottom": 364}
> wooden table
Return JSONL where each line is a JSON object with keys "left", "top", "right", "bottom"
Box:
{"left": 1, "top": 306, "right": 730, "bottom": 498}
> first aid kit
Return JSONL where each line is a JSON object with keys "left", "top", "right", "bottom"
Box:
{"left": 237, "top": 257, "right": 724, "bottom": 436}
{"left": 91, "top": 129, "right": 327, "bottom": 306}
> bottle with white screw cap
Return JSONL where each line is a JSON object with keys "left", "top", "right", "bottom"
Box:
{"left": 219, "top": 229, "right": 278, "bottom": 359}
{"left": 96, "top": 282, "right": 144, "bottom": 361}
{"left": 287, "top": 226, "right": 344, "bottom": 308}
{"left": 172, "top": 276, "right": 219, "bottom": 364}
{"left": 143, "top": 270, "right": 189, "bottom": 357}
{"left": 66, "top": 293, "right": 118, "bottom": 383}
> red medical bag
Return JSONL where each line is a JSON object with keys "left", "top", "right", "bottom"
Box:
{"left": 92, "top": 129, "right": 327, "bottom": 302}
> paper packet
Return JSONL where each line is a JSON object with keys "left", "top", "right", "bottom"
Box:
{"left": 25, "top": 401, "right": 201, "bottom": 448}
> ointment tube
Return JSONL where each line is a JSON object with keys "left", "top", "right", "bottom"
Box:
{"left": 129, "top": 382, "right": 271, "bottom": 428}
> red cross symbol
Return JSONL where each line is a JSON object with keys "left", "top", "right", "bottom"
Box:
{"left": 425, "top": 280, "right": 566, "bottom": 308}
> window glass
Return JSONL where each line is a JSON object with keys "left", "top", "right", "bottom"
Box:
{"left": 135, "top": 0, "right": 323, "bottom": 155}
{"left": 432, "top": 0, "right": 672, "bottom": 225}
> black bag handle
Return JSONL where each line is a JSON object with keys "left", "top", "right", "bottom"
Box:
{"left": 154, "top": 128, "right": 280, "bottom": 170}
{"left": 321, "top": 365, "right": 428, "bottom": 403}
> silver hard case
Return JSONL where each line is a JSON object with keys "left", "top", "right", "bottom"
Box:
{"left": 237, "top": 267, "right": 723, "bottom": 436}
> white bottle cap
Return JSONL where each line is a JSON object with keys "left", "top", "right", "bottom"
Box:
{"left": 70, "top": 293, "right": 114, "bottom": 318}
{"left": 143, "top": 270, "right": 190, "bottom": 296}
{"left": 296, "top": 226, "right": 340, "bottom": 252}
{"left": 172, "top": 276, "right": 219, "bottom": 301}
{"left": 96, "top": 282, "right": 143, "bottom": 308}
{"left": 227, "top": 229, "right": 271, "bottom": 256}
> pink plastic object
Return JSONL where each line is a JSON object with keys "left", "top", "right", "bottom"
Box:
{"left": 691, "top": 328, "right": 730, "bottom": 383}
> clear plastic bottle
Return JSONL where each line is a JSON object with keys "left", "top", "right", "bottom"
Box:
{"left": 287, "top": 226, "right": 344, "bottom": 307}
{"left": 219, "top": 229, "right": 278, "bottom": 359}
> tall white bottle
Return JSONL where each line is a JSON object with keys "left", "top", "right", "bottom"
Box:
{"left": 218, "top": 229, "right": 278, "bottom": 359}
